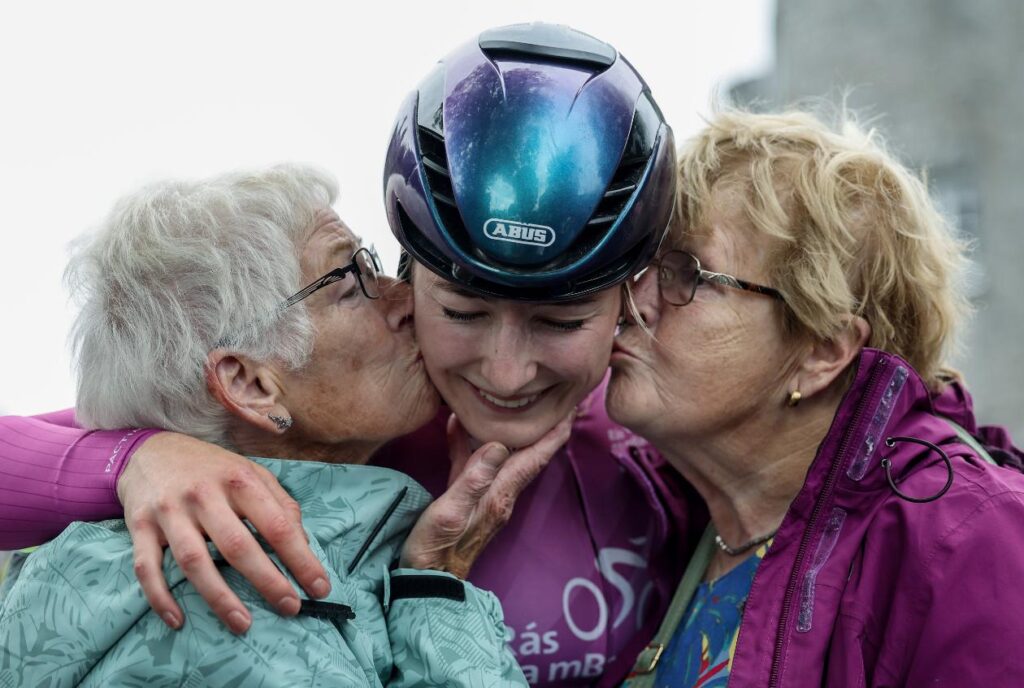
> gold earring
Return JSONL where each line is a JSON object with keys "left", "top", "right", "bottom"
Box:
{"left": 787, "top": 390, "right": 802, "bottom": 407}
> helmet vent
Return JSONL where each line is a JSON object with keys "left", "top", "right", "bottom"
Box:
{"left": 479, "top": 24, "right": 616, "bottom": 71}
{"left": 587, "top": 156, "right": 647, "bottom": 229}
{"left": 417, "top": 126, "right": 453, "bottom": 204}
{"left": 584, "top": 92, "right": 659, "bottom": 231}
{"left": 397, "top": 201, "right": 449, "bottom": 269}
{"left": 416, "top": 125, "right": 475, "bottom": 252}
{"left": 557, "top": 101, "right": 656, "bottom": 266}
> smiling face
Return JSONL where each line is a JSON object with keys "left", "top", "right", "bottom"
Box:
{"left": 607, "top": 186, "right": 798, "bottom": 445}
{"left": 277, "top": 211, "right": 439, "bottom": 459}
{"left": 412, "top": 264, "right": 620, "bottom": 448}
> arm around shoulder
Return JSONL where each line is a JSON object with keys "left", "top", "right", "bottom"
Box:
{"left": 0, "top": 411, "right": 156, "bottom": 548}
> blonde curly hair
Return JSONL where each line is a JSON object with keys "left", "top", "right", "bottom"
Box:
{"left": 675, "top": 109, "right": 971, "bottom": 389}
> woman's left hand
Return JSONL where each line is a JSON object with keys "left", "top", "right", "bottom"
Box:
{"left": 400, "top": 412, "right": 573, "bottom": 578}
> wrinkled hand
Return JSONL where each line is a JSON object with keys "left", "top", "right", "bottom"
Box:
{"left": 117, "top": 432, "right": 330, "bottom": 634}
{"left": 400, "top": 412, "right": 573, "bottom": 579}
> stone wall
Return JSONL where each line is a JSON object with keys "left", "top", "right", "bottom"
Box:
{"left": 731, "top": 0, "right": 1024, "bottom": 437}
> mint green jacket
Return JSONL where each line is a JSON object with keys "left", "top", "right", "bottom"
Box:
{"left": 0, "top": 458, "right": 526, "bottom": 687}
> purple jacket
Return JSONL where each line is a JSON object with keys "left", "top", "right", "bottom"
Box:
{"left": 729, "top": 349, "right": 1024, "bottom": 686}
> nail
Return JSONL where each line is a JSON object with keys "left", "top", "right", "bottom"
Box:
{"left": 311, "top": 577, "right": 331, "bottom": 598}
{"left": 485, "top": 444, "right": 510, "bottom": 463}
{"left": 277, "top": 595, "right": 301, "bottom": 616}
{"left": 227, "top": 610, "right": 251, "bottom": 634}
{"left": 162, "top": 611, "right": 182, "bottom": 630}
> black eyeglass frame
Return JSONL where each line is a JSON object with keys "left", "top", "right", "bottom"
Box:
{"left": 654, "top": 249, "right": 786, "bottom": 306}
{"left": 283, "top": 246, "right": 383, "bottom": 309}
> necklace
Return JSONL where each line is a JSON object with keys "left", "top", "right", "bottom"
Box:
{"left": 714, "top": 529, "right": 778, "bottom": 556}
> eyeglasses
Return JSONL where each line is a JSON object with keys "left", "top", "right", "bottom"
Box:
{"left": 652, "top": 250, "right": 785, "bottom": 306}
{"left": 283, "top": 246, "right": 383, "bottom": 308}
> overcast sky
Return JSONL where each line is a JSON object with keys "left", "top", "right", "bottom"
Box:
{"left": 0, "top": 0, "right": 773, "bottom": 415}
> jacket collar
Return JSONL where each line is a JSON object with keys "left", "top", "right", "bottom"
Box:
{"left": 825, "top": 349, "right": 969, "bottom": 500}
{"left": 761, "top": 349, "right": 960, "bottom": 586}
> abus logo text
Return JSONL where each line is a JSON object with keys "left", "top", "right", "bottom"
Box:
{"left": 483, "top": 218, "right": 556, "bottom": 248}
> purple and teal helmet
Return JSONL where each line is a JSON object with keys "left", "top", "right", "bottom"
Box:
{"left": 384, "top": 22, "right": 676, "bottom": 301}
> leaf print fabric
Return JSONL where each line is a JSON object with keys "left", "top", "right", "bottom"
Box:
{"left": 0, "top": 458, "right": 528, "bottom": 687}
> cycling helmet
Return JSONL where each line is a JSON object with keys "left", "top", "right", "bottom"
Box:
{"left": 384, "top": 22, "right": 676, "bottom": 300}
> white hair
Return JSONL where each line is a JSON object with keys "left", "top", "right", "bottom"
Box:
{"left": 67, "top": 163, "right": 337, "bottom": 445}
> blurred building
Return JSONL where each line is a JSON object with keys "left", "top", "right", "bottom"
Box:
{"left": 730, "top": 0, "right": 1024, "bottom": 437}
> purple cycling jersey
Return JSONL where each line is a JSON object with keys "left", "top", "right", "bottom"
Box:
{"left": 374, "top": 375, "right": 696, "bottom": 687}
{"left": 0, "top": 409, "right": 159, "bottom": 549}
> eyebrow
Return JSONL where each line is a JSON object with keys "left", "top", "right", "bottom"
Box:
{"left": 306, "top": 236, "right": 362, "bottom": 286}
{"left": 439, "top": 283, "right": 490, "bottom": 300}
{"left": 438, "top": 282, "right": 599, "bottom": 307}
{"left": 323, "top": 234, "right": 361, "bottom": 264}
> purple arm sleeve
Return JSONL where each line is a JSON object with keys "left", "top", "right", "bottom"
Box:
{"left": 0, "top": 410, "right": 161, "bottom": 549}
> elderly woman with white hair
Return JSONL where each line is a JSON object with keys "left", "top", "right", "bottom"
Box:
{"left": 613, "top": 110, "right": 1024, "bottom": 687}
{"left": 0, "top": 164, "right": 567, "bottom": 686}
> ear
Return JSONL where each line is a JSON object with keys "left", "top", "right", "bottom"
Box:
{"left": 792, "top": 315, "right": 871, "bottom": 400}
{"left": 205, "top": 349, "right": 290, "bottom": 435}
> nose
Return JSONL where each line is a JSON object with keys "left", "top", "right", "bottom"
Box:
{"left": 480, "top": 323, "right": 539, "bottom": 395}
{"left": 624, "top": 269, "right": 661, "bottom": 329}
{"left": 378, "top": 276, "right": 415, "bottom": 332}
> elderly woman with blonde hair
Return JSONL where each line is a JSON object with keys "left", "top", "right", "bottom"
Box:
{"left": 612, "top": 110, "right": 1024, "bottom": 687}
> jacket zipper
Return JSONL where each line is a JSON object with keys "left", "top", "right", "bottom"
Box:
{"left": 766, "top": 357, "right": 888, "bottom": 687}
{"left": 347, "top": 486, "right": 409, "bottom": 574}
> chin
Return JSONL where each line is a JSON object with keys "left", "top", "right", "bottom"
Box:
{"left": 461, "top": 417, "right": 553, "bottom": 450}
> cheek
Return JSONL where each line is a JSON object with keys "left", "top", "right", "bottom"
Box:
{"left": 544, "top": 327, "right": 616, "bottom": 390}
{"left": 413, "top": 290, "right": 472, "bottom": 373}
{"left": 301, "top": 327, "right": 366, "bottom": 394}
{"left": 417, "top": 314, "right": 477, "bottom": 377}
{"left": 318, "top": 308, "right": 398, "bottom": 375}
{"left": 659, "top": 301, "right": 740, "bottom": 362}
{"left": 656, "top": 305, "right": 787, "bottom": 406}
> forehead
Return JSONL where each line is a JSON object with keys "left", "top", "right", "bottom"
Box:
{"left": 414, "top": 262, "right": 612, "bottom": 309}
{"left": 688, "top": 183, "right": 775, "bottom": 276}
{"left": 301, "top": 208, "right": 359, "bottom": 272}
